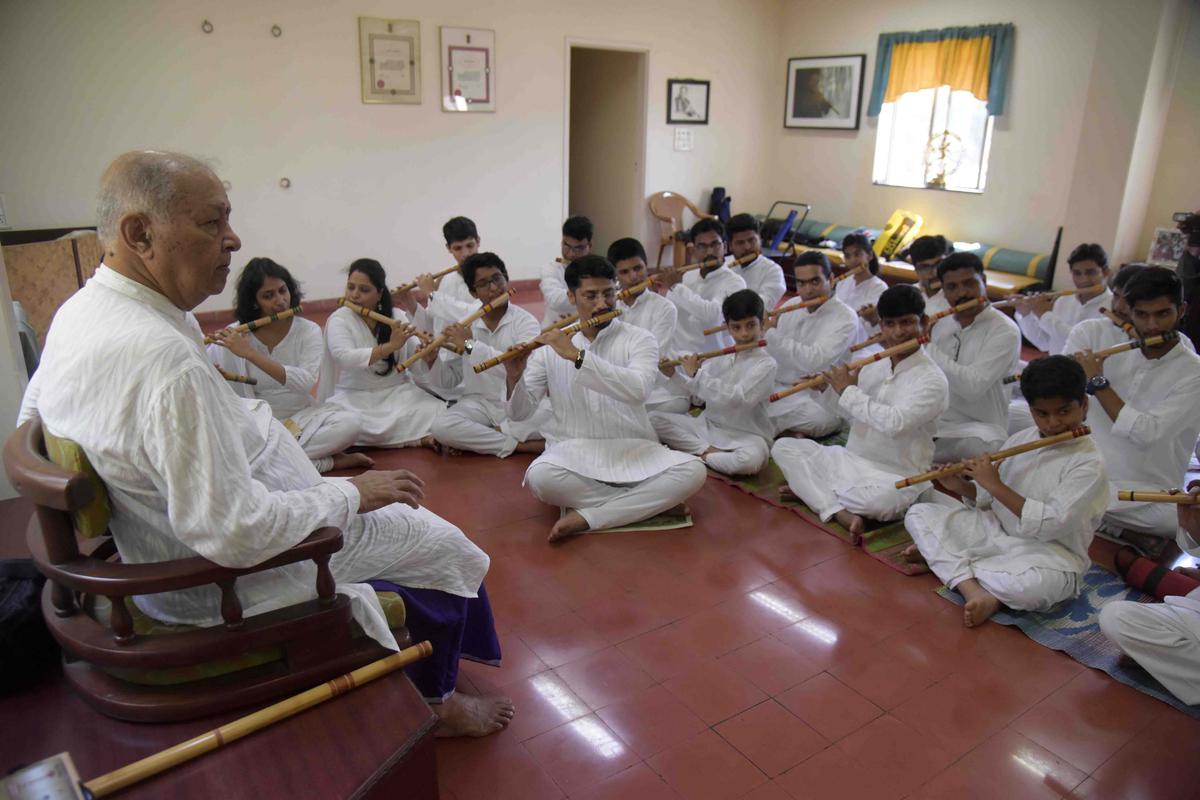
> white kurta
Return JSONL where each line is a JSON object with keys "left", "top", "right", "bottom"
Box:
{"left": 905, "top": 428, "right": 1109, "bottom": 610}
{"left": 619, "top": 289, "right": 686, "bottom": 410}
{"left": 1016, "top": 289, "right": 1112, "bottom": 355}
{"left": 1099, "top": 525, "right": 1200, "bottom": 704}
{"left": 728, "top": 254, "right": 786, "bottom": 311}
{"left": 207, "top": 317, "right": 359, "bottom": 468}
{"left": 665, "top": 266, "right": 747, "bottom": 355}
{"left": 651, "top": 348, "right": 778, "bottom": 475}
{"left": 765, "top": 297, "right": 858, "bottom": 436}
{"left": 539, "top": 260, "right": 575, "bottom": 328}
{"left": 428, "top": 303, "right": 544, "bottom": 457}
{"left": 928, "top": 306, "right": 1022, "bottom": 453}
{"left": 19, "top": 266, "right": 488, "bottom": 650}
{"left": 1087, "top": 342, "right": 1200, "bottom": 536}
{"left": 835, "top": 274, "right": 888, "bottom": 343}
{"left": 1064, "top": 316, "right": 1133, "bottom": 354}
{"left": 925, "top": 290, "right": 950, "bottom": 318}
{"left": 774, "top": 348, "right": 949, "bottom": 521}
{"left": 507, "top": 319, "right": 704, "bottom": 529}
{"left": 324, "top": 305, "right": 447, "bottom": 447}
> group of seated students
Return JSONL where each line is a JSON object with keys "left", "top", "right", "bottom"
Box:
{"left": 29, "top": 152, "right": 1200, "bottom": 737}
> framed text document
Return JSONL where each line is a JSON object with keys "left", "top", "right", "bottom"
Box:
{"left": 359, "top": 17, "right": 421, "bottom": 104}
{"left": 440, "top": 27, "right": 495, "bottom": 112}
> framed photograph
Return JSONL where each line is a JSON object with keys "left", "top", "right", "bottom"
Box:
{"left": 1148, "top": 227, "right": 1186, "bottom": 267}
{"left": 440, "top": 27, "right": 496, "bottom": 112}
{"left": 359, "top": 17, "right": 421, "bottom": 105}
{"left": 667, "top": 79, "right": 709, "bottom": 125}
{"left": 784, "top": 54, "right": 865, "bottom": 129}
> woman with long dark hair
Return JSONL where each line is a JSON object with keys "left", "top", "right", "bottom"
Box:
{"left": 208, "top": 257, "right": 371, "bottom": 472}
{"left": 324, "top": 258, "right": 446, "bottom": 447}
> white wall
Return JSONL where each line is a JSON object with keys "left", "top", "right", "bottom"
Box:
{"left": 0, "top": 0, "right": 778, "bottom": 311}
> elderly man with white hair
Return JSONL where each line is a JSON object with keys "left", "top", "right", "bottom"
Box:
{"left": 18, "top": 151, "right": 514, "bottom": 737}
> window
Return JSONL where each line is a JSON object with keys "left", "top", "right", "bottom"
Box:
{"left": 871, "top": 85, "right": 994, "bottom": 193}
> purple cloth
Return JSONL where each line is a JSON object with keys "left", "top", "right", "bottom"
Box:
{"left": 366, "top": 580, "right": 501, "bottom": 701}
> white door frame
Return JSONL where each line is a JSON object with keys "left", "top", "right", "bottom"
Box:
{"left": 563, "top": 37, "right": 650, "bottom": 244}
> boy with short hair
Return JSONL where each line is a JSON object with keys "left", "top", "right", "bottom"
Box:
{"left": 907, "top": 235, "right": 951, "bottom": 316}
{"left": 540, "top": 216, "right": 594, "bottom": 327}
{"left": 1063, "top": 262, "right": 1144, "bottom": 354}
{"left": 904, "top": 356, "right": 1110, "bottom": 627}
{"left": 608, "top": 237, "right": 686, "bottom": 412}
{"left": 725, "top": 213, "right": 786, "bottom": 311}
{"left": 651, "top": 289, "right": 778, "bottom": 475}
{"left": 1016, "top": 243, "right": 1112, "bottom": 355}
{"left": 430, "top": 252, "right": 546, "bottom": 458}
{"left": 772, "top": 285, "right": 948, "bottom": 536}
{"left": 928, "top": 252, "right": 1022, "bottom": 461}
{"left": 765, "top": 251, "right": 858, "bottom": 438}
{"left": 655, "top": 218, "right": 747, "bottom": 355}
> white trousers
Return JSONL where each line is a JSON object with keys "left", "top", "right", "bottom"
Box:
{"left": 905, "top": 502, "right": 1078, "bottom": 611}
{"left": 430, "top": 397, "right": 526, "bottom": 458}
{"left": 1103, "top": 498, "right": 1178, "bottom": 539}
{"left": 1099, "top": 594, "right": 1200, "bottom": 704}
{"left": 649, "top": 412, "right": 769, "bottom": 476}
{"left": 767, "top": 389, "right": 840, "bottom": 437}
{"left": 525, "top": 460, "right": 707, "bottom": 531}
{"left": 772, "top": 439, "right": 921, "bottom": 522}
{"left": 298, "top": 409, "right": 362, "bottom": 473}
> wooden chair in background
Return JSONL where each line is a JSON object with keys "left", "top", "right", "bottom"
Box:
{"left": 648, "top": 191, "right": 715, "bottom": 267}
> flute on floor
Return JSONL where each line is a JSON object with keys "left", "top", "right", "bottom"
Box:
{"left": 84, "top": 641, "right": 434, "bottom": 798}
{"left": 474, "top": 309, "right": 623, "bottom": 372}
{"left": 1117, "top": 490, "right": 1200, "bottom": 505}
{"left": 769, "top": 335, "right": 929, "bottom": 402}
{"left": 1003, "top": 333, "right": 1178, "bottom": 383}
{"left": 659, "top": 340, "right": 767, "bottom": 369}
{"left": 396, "top": 293, "right": 510, "bottom": 373}
{"left": 393, "top": 265, "right": 458, "bottom": 295}
{"left": 203, "top": 306, "right": 302, "bottom": 344}
{"left": 895, "top": 426, "right": 1092, "bottom": 489}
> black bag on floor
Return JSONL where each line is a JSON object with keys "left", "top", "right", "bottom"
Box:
{"left": 0, "top": 559, "right": 59, "bottom": 692}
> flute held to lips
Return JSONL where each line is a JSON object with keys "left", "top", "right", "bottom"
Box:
{"left": 395, "top": 293, "right": 510, "bottom": 373}
{"left": 895, "top": 426, "right": 1092, "bottom": 489}
{"left": 769, "top": 335, "right": 929, "bottom": 402}
{"left": 1002, "top": 333, "right": 1178, "bottom": 383}
{"left": 1117, "top": 490, "right": 1200, "bottom": 505}
{"left": 203, "top": 306, "right": 303, "bottom": 344}
{"left": 659, "top": 340, "right": 767, "bottom": 369}
{"left": 393, "top": 265, "right": 458, "bottom": 295}
{"left": 473, "top": 309, "right": 623, "bottom": 373}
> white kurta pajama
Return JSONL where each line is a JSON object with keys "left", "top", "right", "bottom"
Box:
{"left": 507, "top": 319, "right": 706, "bottom": 531}
{"left": 928, "top": 306, "right": 1022, "bottom": 461}
{"left": 539, "top": 260, "right": 576, "bottom": 328}
{"left": 728, "top": 254, "right": 787, "bottom": 312}
{"left": 765, "top": 297, "right": 858, "bottom": 436}
{"left": 324, "top": 305, "right": 447, "bottom": 447}
{"left": 1016, "top": 289, "right": 1112, "bottom": 356}
{"left": 924, "top": 290, "right": 950, "bottom": 318}
{"left": 773, "top": 347, "right": 949, "bottom": 521}
{"left": 650, "top": 348, "right": 778, "bottom": 475}
{"left": 665, "top": 266, "right": 747, "bottom": 356}
{"left": 619, "top": 289, "right": 688, "bottom": 412}
{"left": 416, "top": 270, "right": 477, "bottom": 401}
{"left": 207, "top": 317, "right": 360, "bottom": 472}
{"left": 19, "top": 266, "right": 490, "bottom": 652}
{"left": 428, "top": 303, "right": 546, "bottom": 457}
{"left": 1100, "top": 526, "right": 1200, "bottom": 704}
{"left": 905, "top": 427, "right": 1109, "bottom": 611}
{"left": 835, "top": 274, "right": 888, "bottom": 344}
{"left": 1086, "top": 342, "right": 1200, "bottom": 537}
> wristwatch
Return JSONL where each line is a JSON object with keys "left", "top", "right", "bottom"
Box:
{"left": 574, "top": 348, "right": 586, "bottom": 370}
{"left": 463, "top": 339, "right": 475, "bottom": 355}
{"left": 1085, "top": 375, "right": 1110, "bottom": 395}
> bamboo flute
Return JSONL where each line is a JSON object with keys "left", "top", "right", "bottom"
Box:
{"left": 338, "top": 297, "right": 400, "bottom": 329}
{"left": 542, "top": 312, "right": 579, "bottom": 332}
{"left": 215, "top": 366, "right": 257, "bottom": 385}
{"left": 473, "top": 309, "right": 623, "bottom": 373}
{"left": 1117, "top": 490, "right": 1200, "bottom": 505}
{"left": 991, "top": 285, "right": 1106, "bottom": 309}
{"left": 393, "top": 265, "right": 459, "bottom": 295}
{"left": 931, "top": 297, "right": 984, "bottom": 322}
{"left": 895, "top": 427, "right": 1091, "bottom": 489}
{"left": 849, "top": 332, "right": 885, "bottom": 353}
{"left": 831, "top": 264, "right": 866, "bottom": 284}
{"left": 1003, "top": 333, "right": 1176, "bottom": 383}
{"left": 203, "top": 306, "right": 302, "bottom": 344}
{"left": 705, "top": 295, "right": 827, "bottom": 336}
{"left": 84, "top": 641, "right": 434, "bottom": 798}
{"left": 1100, "top": 307, "right": 1136, "bottom": 334}
{"left": 396, "top": 293, "right": 510, "bottom": 373}
{"left": 659, "top": 340, "right": 767, "bottom": 369}
{"left": 769, "top": 335, "right": 929, "bottom": 402}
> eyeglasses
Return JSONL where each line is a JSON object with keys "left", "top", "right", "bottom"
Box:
{"left": 473, "top": 274, "right": 506, "bottom": 291}
{"left": 562, "top": 241, "right": 589, "bottom": 255}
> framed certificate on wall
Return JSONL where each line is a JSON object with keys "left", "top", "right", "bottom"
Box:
{"left": 359, "top": 17, "right": 421, "bottom": 105}
{"left": 440, "top": 27, "right": 496, "bottom": 112}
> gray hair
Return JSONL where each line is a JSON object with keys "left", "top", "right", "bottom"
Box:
{"left": 95, "top": 151, "right": 218, "bottom": 245}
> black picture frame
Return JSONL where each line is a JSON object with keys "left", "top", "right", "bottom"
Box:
{"left": 784, "top": 54, "right": 865, "bottom": 130}
{"left": 667, "top": 79, "right": 710, "bottom": 125}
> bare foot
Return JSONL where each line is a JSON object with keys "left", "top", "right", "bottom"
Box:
{"left": 549, "top": 510, "right": 590, "bottom": 543}
{"left": 420, "top": 435, "right": 439, "bottom": 451}
{"left": 514, "top": 440, "right": 545, "bottom": 454}
{"left": 833, "top": 509, "right": 865, "bottom": 538}
{"left": 901, "top": 543, "right": 926, "bottom": 564}
{"left": 432, "top": 691, "right": 515, "bottom": 738}
{"left": 331, "top": 452, "right": 375, "bottom": 470}
{"left": 958, "top": 579, "right": 1002, "bottom": 628}
{"left": 778, "top": 486, "right": 797, "bottom": 500}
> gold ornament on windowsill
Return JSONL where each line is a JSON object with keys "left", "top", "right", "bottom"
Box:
{"left": 924, "top": 130, "right": 964, "bottom": 189}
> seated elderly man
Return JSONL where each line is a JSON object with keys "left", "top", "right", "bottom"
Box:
{"left": 17, "top": 151, "right": 512, "bottom": 738}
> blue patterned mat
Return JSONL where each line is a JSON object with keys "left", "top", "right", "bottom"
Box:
{"left": 937, "top": 565, "right": 1200, "bottom": 718}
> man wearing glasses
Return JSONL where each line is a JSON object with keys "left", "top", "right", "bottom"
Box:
{"left": 654, "top": 218, "right": 747, "bottom": 357}
{"left": 506, "top": 256, "right": 707, "bottom": 543}
{"left": 430, "top": 252, "right": 547, "bottom": 457}
{"left": 540, "top": 216, "right": 594, "bottom": 328}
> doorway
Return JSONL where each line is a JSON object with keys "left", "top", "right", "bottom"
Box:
{"left": 566, "top": 44, "right": 648, "bottom": 254}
